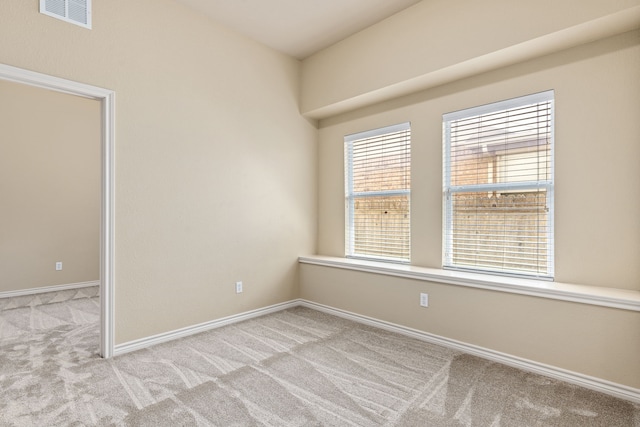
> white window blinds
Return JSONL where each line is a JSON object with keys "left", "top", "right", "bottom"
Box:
{"left": 345, "top": 122, "right": 411, "bottom": 262}
{"left": 443, "top": 91, "right": 554, "bottom": 278}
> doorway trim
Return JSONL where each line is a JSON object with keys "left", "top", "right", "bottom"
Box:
{"left": 0, "top": 63, "right": 115, "bottom": 358}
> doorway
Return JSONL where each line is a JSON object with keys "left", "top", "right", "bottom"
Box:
{"left": 0, "top": 63, "right": 115, "bottom": 357}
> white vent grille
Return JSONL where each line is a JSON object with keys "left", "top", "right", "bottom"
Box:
{"left": 40, "top": 0, "right": 91, "bottom": 29}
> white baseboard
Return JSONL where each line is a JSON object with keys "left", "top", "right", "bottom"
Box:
{"left": 111, "top": 297, "right": 639, "bottom": 404}
{"left": 298, "top": 299, "right": 640, "bottom": 404}
{"left": 114, "top": 300, "right": 300, "bottom": 356}
{"left": 0, "top": 280, "right": 100, "bottom": 299}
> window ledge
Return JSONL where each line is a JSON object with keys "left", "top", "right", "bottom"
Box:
{"left": 298, "top": 255, "right": 640, "bottom": 312}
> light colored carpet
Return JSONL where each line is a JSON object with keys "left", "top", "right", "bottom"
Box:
{"left": 0, "top": 289, "right": 638, "bottom": 426}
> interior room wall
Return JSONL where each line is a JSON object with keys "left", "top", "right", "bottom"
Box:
{"left": 0, "top": 1, "right": 317, "bottom": 344}
{"left": 315, "top": 30, "right": 640, "bottom": 290}
{"left": 301, "top": 0, "right": 640, "bottom": 117}
{"left": 304, "top": 29, "right": 640, "bottom": 388}
{"left": 0, "top": 80, "right": 100, "bottom": 293}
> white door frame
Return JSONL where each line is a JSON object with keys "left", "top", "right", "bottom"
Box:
{"left": 0, "top": 63, "right": 115, "bottom": 358}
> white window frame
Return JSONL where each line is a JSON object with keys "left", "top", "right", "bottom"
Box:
{"left": 443, "top": 91, "right": 554, "bottom": 279}
{"left": 345, "top": 122, "right": 411, "bottom": 263}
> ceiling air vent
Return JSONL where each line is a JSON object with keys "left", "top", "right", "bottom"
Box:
{"left": 40, "top": 0, "right": 92, "bottom": 29}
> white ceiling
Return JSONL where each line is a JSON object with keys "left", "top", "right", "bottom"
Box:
{"left": 174, "top": 0, "right": 422, "bottom": 59}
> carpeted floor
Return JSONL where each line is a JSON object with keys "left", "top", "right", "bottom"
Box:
{"left": 0, "top": 288, "right": 638, "bottom": 426}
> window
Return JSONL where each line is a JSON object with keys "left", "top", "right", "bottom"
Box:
{"left": 443, "top": 91, "right": 554, "bottom": 278}
{"left": 345, "top": 122, "right": 411, "bottom": 262}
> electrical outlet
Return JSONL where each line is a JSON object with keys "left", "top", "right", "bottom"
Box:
{"left": 420, "top": 293, "right": 429, "bottom": 307}
{"left": 235, "top": 281, "right": 243, "bottom": 294}
{"left": 56, "top": 262, "right": 63, "bottom": 271}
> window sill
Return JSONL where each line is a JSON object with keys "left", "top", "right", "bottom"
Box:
{"left": 298, "top": 255, "right": 640, "bottom": 312}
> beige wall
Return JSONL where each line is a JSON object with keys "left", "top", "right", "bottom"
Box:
{"left": 0, "top": 80, "right": 100, "bottom": 292}
{"left": 316, "top": 30, "right": 640, "bottom": 291}
{"left": 301, "top": 0, "right": 640, "bottom": 118}
{"left": 0, "top": 1, "right": 317, "bottom": 344}
{"left": 304, "top": 8, "right": 640, "bottom": 388}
